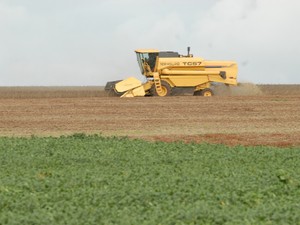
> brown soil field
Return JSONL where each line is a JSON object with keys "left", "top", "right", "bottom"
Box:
{"left": 0, "top": 86, "right": 106, "bottom": 99}
{"left": 0, "top": 87, "right": 300, "bottom": 147}
{"left": 0, "top": 84, "right": 299, "bottom": 98}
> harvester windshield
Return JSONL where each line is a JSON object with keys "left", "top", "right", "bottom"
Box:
{"left": 136, "top": 52, "right": 158, "bottom": 74}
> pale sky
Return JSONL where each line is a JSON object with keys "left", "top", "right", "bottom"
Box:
{"left": 1, "top": 0, "right": 300, "bottom": 86}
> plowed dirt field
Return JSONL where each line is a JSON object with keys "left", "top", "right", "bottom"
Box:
{"left": 1, "top": 90, "right": 300, "bottom": 147}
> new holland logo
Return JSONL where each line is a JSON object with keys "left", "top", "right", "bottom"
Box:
{"left": 160, "top": 62, "right": 180, "bottom": 66}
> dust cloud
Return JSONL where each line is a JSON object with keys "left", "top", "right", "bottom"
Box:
{"left": 213, "top": 83, "right": 263, "bottom": 96}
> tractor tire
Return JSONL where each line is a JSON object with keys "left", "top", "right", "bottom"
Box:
{"left": 201, "top": 88, "right": 214, "bottom": 97}
{"left": 150, "top": 80, "right": 172, "bottom": 97}
{"left": 193, "top": 90, "right": 202, "bottom": 96}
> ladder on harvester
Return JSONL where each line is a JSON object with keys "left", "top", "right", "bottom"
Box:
{"left": 153, "top": 72, "right": 163, "bottom": 96}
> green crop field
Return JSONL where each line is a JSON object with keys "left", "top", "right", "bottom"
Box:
{"left": 0, "top": 134, "right": 300, "bottom": 225}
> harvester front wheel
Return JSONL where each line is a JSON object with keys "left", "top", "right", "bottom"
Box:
{"left": 193, "top": 90, "right": 202, "bottom": 96}
{"left": 201, "top": 88, "right": 214, "bottom": 97}
{"left": 150, "top": 80, "right": 172, "bottom": 97}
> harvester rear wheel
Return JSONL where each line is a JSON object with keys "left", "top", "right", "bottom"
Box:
{"left": 201, "top": 88, "right": 214, "bottom": 97}
{"left": 150, "top": 80, "right": 172, "bottom": 97}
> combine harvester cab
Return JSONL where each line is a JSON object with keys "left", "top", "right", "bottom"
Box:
{"left": 105, "top": 47, "right": 238, "bottom": 97}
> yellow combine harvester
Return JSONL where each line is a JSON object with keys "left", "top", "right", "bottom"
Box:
{"left": 105, "top": 47, "right": 238, "bottom": 97}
